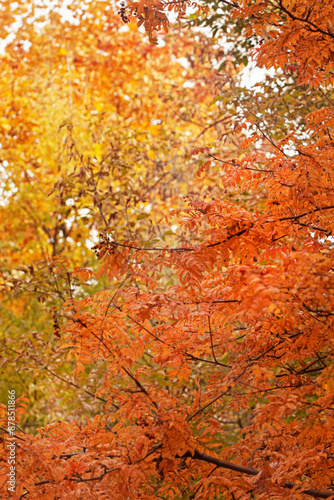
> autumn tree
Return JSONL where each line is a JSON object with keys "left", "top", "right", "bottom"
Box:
{"left": 1, "top": 0, "right": 334, "bottom": 499}
{"left": 0, "top": 0, "right": 228, "bottom": 429}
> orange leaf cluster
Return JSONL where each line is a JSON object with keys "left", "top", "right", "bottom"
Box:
{"left": 1, "top": 1, "right": 334, "bottom": 500}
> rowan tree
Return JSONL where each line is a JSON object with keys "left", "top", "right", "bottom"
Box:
{"left": 1, "top": 0, "right": 334, "bottom": 499}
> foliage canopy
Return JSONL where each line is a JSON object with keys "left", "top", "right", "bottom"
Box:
{"left": 1, "top": 1, "right": 334, "bottom": 499}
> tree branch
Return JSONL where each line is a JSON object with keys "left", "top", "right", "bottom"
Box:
{"left": 182, "top": 449, "right": 334, "bottom": 499}
{"left": 276, "top": 0, "right": 334, "bottom": 40}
